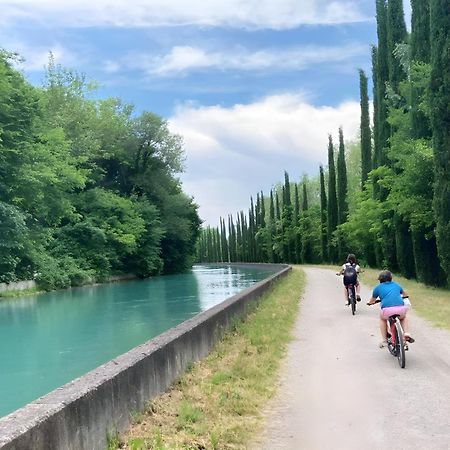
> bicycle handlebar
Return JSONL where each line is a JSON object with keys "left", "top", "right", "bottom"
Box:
{"left": 367, "top": 296, "right": 409, "bottom": 306}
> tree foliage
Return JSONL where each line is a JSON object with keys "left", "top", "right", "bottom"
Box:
{"left": 0, "top": 52, "right": 200, "bottom": 287}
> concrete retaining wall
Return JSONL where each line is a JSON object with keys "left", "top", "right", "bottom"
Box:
{"left": 0, "top": 264, "right": 291, "bottom": 450}
{"left": 0, "top": 280, "right": 36, "bottom": 293}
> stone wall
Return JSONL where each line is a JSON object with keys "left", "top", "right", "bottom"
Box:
{"left": 0, "top": 280, "right": 36, "bottom": 293}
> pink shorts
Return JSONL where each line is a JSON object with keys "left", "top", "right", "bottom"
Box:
{"left": 380, "top": 306, "right": 408, "bottom": 320}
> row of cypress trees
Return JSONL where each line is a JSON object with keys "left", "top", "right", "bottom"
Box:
{"left": 197, "top": 128, "right": 350, "bottom": 267}
{"left": 197, "top": 0, "right": 450, "bottom": 287}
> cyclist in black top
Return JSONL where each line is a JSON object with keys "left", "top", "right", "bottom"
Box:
{"left": 336, "top": 254, "right": 362, "bottom": 306}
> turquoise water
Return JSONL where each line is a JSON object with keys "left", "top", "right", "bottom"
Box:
{"left": 0, "top": 264, "right": 276, "bottom": 417}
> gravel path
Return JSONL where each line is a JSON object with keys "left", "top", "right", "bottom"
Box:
{"left": 252, "top": 267, "right": 450, "bottom": 450}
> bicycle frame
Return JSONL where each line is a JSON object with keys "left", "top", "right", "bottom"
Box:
{"left": 347, "top": 284, "right": 357, "bottom": 315}
{"left": 386, "top": 315, "right": 406, "bottom": 368}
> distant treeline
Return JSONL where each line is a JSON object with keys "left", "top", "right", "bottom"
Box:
{"left": 198, "top": 0, "right": 450, "bottom": 287}
{"left": 0, "top": 52, "right": 201, "bottom": 289}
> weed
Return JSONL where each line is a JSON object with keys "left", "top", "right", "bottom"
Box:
{"left": 106, "top": 428, "right": 120, "bottom": 450}
{"left": 177, "top": 400, "right": 203, "bottom": 427}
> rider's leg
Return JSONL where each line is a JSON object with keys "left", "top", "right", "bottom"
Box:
{"left": 379, "top": 318, "right": 388, "bottom": 341}
{"left": 400, "top": 316, "right": 409, "bottom": 335}
{"left": 400, "top": 316, "right": 415, "bottom": 342}
{"left": 355, "top": 281, "right": 361, "bottom": 301}
{"left": 343, "top": 286, "right": 349, "bottom": 305}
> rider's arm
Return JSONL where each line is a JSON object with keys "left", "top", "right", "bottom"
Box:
{"left": 401, "top": 289, "right": 409, "bottom": 298}
{"left": 367, "top": 296, "right": 378, "bottom": 305}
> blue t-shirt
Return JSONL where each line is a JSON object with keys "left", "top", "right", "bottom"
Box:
{"left": 372, "top": 281, "right": 405, "bottom": 309}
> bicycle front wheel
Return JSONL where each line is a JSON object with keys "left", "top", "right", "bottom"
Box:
{"left": 394, "top": 320, "right": 406, "bottom": 368}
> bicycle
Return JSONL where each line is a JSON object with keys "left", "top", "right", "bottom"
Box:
{"left": 336, "top": 273, "right": 358, "bottom": 316}
{"left": 368, "top": 298, "right": 409, "bottom": 369}
{"left": 347, "top": 283, "right": 357, "bottom": 315}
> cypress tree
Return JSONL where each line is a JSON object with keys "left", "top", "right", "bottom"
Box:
{"left": 259, "top": 191, "right": 267, "bottom": 262}
{"left": 327, "top": 135, "right": 338, "bottom": 262}
{"left": 375, "top": 0, "right": 390, "bottom": 168}
{"left": 240, "top": 211, "right": 247, "bottom": 262}
{"left": 275, "top": 192, "right": 281, "bottom": 222}
{"left": 228, "top": 215, "right": 236, "bottom": 262}
{"left": 387, "top": 0, "right": 408, "bottom": 92}
{"left": 411, "top": 0, "right": 431, "bottom": 64}
{"left": 376, "top": 1, "right": 398, "bottom": 270}
{"left": 283, "top": 171, "right": 293, "bottom": 262}
{"left": 270, "top": 190, "right": 275, "bottom": 223}
{"left": 319, "top": 165, "right": 328, "bottom": 262}
{"left": 359, "top": 69, "right": 372, "bottom": 187}
{"left": 372, "top": 45, "right": 383, "bottom": 202}
{"left": 430, "top": 0, "right": 450, "bottom": 283}
{"left": 269, "top": 190, "right": 276, "bottom": 263}
{"left": 260, "top": 191, "right": 266, "bottom": 227}
{"left": 220, "top": 217, "right": 228, "bottom": 262}
{"left": 301, "top": 182, "right": 313, "bottom": 263}
{"left": 337, "top": 127, "right": 348, "bottom": 225}
{"left": 302, "top": 183, "right": 308, "bottom": 211}
{"left": 249, "top": 197, "right": 256, "bottom": 262}
{"left": 394, "top": 214, "right": 416, "bottom": 279}
{"left": 294, "top": 184, "right": 301, "bottom": 263}
{"left": 236, "top": 214, "right": 242, "bottom": 261}
{"left": 410, "top": 0, "right": 432, "bottom": 139}
{"left": 336, "top": 127, "right": 348, "bottom": 261}
{"left": 216, "top": 227, "right": 221, "bottom": 262}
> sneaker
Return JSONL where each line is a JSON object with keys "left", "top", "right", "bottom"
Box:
{"left": 356, "top": 295, "right": 361, "bottom": 302}
{"left": 379, "top": 340, "right": 388, "bottom": 348}
{"left": 404, "top": 334, "right": 415, "bottom": 343}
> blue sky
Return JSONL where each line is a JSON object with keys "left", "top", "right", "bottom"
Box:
{"left": 1, "top": 0, "right": 411, "bottom": 226}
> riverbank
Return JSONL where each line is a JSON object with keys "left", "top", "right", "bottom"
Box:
{"left": 0, "top": 273, "right": 137, "bottom": 300}
{"left": 112, "top": 266, "right": 305, "bottom": 449}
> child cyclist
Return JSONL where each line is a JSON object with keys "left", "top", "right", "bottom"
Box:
{"left": 367, "top": 270, "right": 415, "bottom": 348}
{"left": 336, "top": 254, "right": 362, "bottom": 306}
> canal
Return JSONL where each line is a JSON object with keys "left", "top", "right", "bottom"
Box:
{"left": 0, "top": 264, "right": 276, "bottom": 417}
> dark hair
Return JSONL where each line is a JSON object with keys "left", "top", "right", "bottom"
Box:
{"left": 378, "top": 270, "right": 392, "bottom": 283}
{"left": 347, "top": 254, "right": 356, "bottom": 265}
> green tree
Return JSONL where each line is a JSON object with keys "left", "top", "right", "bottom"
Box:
{"left": 319, "top": 166, "right": 328, "bottom": 262}
{"left": 359, "top": 69, "right": 372, "bottom": 186}
{"left": 337, "top": 127, "right": 348, "bottom": 225}
{"left": 375, "top": 0, "right": 390, "bottom": 170}
{"left": 430, "top": 0, "right": 450, "bottom": 283}
{"left": 327, "top": 135, "right": 338, "bottom": 262}
{"left": 387, "top": 0, "right": 408, "bottom": 92}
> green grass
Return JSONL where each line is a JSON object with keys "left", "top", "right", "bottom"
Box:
{"left": 118, "top": 266, "right": 306, "bottom": 450}
{"left": 0, "top": 287, "right": 40, "bottom": 299}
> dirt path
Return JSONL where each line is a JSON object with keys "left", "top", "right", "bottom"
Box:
{"left": 252, "top": 267, "right": 450, "bottom": 450}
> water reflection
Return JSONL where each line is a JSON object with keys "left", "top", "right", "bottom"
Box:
{"left": 0, "top": 264, "right": 275, "bottom": 417}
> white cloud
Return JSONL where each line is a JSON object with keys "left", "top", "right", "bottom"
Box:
{"left": 132, "top": 43, "right": 367, "bottom": 76}
{"left": 169, "top": 93, "right": 360, "bottom": 226}
{"left": 1, "top": 39, "right": 78, "bottom": 72}
{"left": 1, "top": 0, "right": 369, "bottom": 29}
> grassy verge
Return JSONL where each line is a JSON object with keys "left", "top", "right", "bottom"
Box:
{"left": 114, "top": 266, "right": 306, "bottom": 450}
{"left": 359, "top": 268, "right": 450, "bottom": 330}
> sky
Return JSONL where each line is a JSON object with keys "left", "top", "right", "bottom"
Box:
{"left": 1, "top": 0, "right": 412, "bottom": 226}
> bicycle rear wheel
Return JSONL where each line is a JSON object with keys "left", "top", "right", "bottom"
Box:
{"left": 394, "top": 320, "right": 406, "bottom": 368}
{"left": 348, "top": 287, "right": 356, "bottom": 315}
